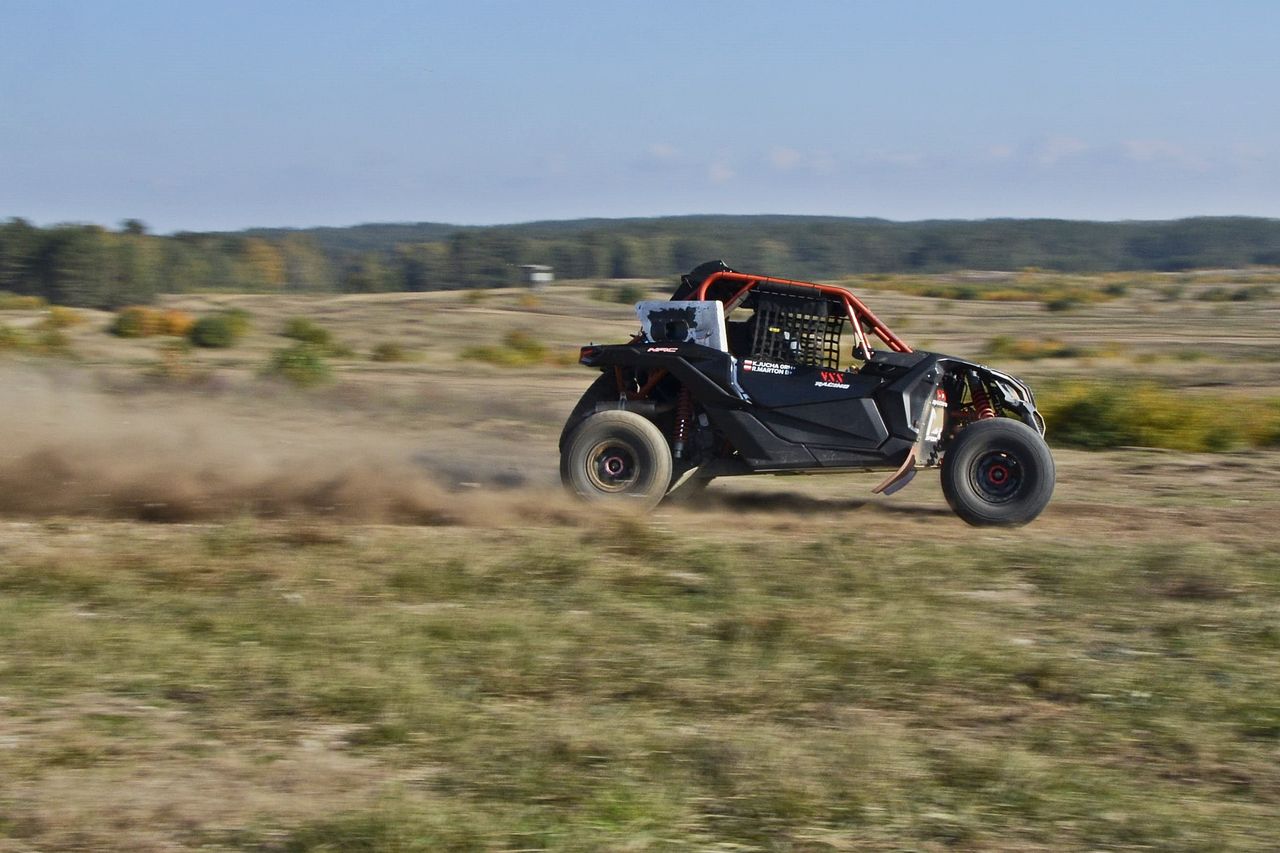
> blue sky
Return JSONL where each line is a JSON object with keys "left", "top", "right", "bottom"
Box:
{"left": 2, "top": 0, "right": 1278, "bottom": 231}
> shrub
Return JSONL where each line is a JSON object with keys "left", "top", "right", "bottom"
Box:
{"left": 0, "top": 323, "right": 25, "bottom": 350}
{"left": 281, "top": 317, "right": 332, "bottom": 346}
{"left": 1199, "top": 282, "right": 1276, "bottom": 302}
{"left": 1197, "top": 287, "right": 1232, "bottom": 303}
{"left": 984, "top": 288, "right": 1041, "bottom": 302}
{"left": 595, "top": 283, "right": 647, "bottom": 305}
{"left": 460, "top": 345, "right": 502, "bottom": 365}
{"left": 160, "top": 309, "right": 195, "bottom": 336}
{"left": 264, "top": 343, "right": 331, "bottom": 387}
{"left": 1041, "top": 382, "right": 1264, "bottom": 452}
{"left": 985, "top": 336, "right": 1091, "bottom": 360}
{"left": 1045, "top": 296, "right": 1082, "bottom": 312}
{"left": 504, "top": 329, "right": 547, "bottom": 359}
{"left": 1043, "top": 385, "right": 1138, "bottom": 450}
{"left": 1243, "top": 401, "right": 1280, "bottom": 448}
{"left": 0, "top": 323, "right": 72, "bottom": 357}
{"left": 111, "top": 306, "right": 163, "bottom": 338}
{"left": 370, "top": 342, "right": 412, "bottom": 362}
{"left": 32, "top": 328, "right": 72, "bottom": 355}
{"left": 280, "top": 317, "right": 356, "bottom": 357}
{"left": 460, "top": 329, "right": 555, "bottom": 367}
{"left": 0, "top": 292, "right": 46, "bottom": 310}
{"left": 985, "top": 335, "right": 1016, "bottom": 357}
{"left": 1129, "top": 385, "right": 1240, "bottom": 452}
{"left": 189, "top": 313, "right": 244, "bottom": 348}
{"left": 869, "top": 276, "right": 1120, "bottom": 308}
{"left": 43, "top": 306, "right": 84, "bottom": 329}
{"left": 111, "top": 306, "right": 196, "bottom": 338}
{"left": 222, "top": 308, "right": 252, "bottom": 338}
{"left": 1233, "top": 284, "right": 1272, "bottom": 302}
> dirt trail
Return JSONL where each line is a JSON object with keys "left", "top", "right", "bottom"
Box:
{"left": 2, "top": 341, "right": 1276, "bottom": 542}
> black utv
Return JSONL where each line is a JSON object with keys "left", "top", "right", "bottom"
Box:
{"left": 559, "top": 262, "right": 1054, "bottom": 526}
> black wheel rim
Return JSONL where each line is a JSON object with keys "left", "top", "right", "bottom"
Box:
{"left": 971, "top": 450, "right": 1024, "bottom": 503}
{"left": 586, "top": 440, "right": 640, "bottom": 493}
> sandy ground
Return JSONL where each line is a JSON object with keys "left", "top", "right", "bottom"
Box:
{"left": 2, "top": 278, "right": 1279, "bottom": 850}
{"left": 1, "top": 278, "right": 1277, "bottom": 546}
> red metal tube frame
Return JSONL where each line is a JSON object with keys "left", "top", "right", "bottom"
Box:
{"left": 692, "top": 271, "right": 912, "bottom": 354}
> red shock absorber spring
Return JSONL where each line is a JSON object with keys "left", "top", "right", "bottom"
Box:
{"left": 672, "top": 386, "right": 693, "bottom": 459}
{"left": 969, "top": 374, "right": 996, "bottom": 420}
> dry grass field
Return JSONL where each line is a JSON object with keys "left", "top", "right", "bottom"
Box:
{"left": 1, "top": 273, "right": 1279, "bottom": 851}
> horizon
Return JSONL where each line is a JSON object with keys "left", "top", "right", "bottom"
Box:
{"left": 13, "top": 211, "right": 1280, "bottom": 238}
{"left": 5, "top": 1, "right": 1279, "bottom": 231}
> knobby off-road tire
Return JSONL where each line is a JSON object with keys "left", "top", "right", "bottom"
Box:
{"left": 558, "top": 373, "right": 618, "bottom": 453}
{"left": 941, "top": 418, "right": 1055, "bottom": 527}
{"left": 561, "top": 410, "right": 673, "bottom": 510}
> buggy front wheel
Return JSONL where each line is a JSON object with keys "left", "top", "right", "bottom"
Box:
{"left": 941, "top": 418, "right": 1054, "bottom": 526}
{"left": 561, "top": 410, "right": 673, "bottom": 510}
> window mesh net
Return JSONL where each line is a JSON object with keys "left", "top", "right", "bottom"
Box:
{"left": 748, "top": 288, "right": 844, "bottom": 369}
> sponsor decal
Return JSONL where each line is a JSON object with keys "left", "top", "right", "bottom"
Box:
{"left": 814, "top": 370, "right": 850, "bottom": 390}
{"left": 742, "top": 359, "right": 794, "bottom": 375}
{"left": 646, "top": 346, "right": 680, "bottom": 353}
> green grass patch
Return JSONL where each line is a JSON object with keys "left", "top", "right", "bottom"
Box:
{"left": 2, "top": 522, "right": 1279, "bottom": 849}
{"left": 1198, "top": 284, "right": 1273, "bottom": 302}
{"left": 593, "top": 282, "right": 649, "bottom": 304}
{"left": 263, "top": 343, "right": 332, "bottom": 386}
{"left": 0, "top": 322, "right": 74, "bottom": 357}
{"left": 986, "top": 335, "right": 1094, "bottom": 360}
{"left": 0, "top": 322, "right": 27, "bottom": 350}
{"left": 460, "top": 329, "right": 570, "bottom": 367}
{"left": 280, "top": 317, "right": 356, "bottom": 357}
{"left": 847, "top": 273, "right": 1125, "bottom": 309}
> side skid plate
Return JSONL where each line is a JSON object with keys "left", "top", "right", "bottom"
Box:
{"left": 871, "top": 450, "right": 916, "bottom": 496}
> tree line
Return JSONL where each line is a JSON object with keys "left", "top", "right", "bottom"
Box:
{"left": 4, "top": 214, "right": 1280, "bottom": 308}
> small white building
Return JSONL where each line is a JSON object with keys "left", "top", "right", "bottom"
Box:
{"left": 520, "top": 264, "right": 554, "bottom": 290}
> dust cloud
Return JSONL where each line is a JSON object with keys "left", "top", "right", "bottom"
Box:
{"left": 0, "top": 366, "right": 577, "bottom": 525}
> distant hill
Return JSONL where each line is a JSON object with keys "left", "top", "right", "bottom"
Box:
{"left": 234, "top": 214, "right": 1280, "bottom": 277}
{"left": 4, "top": 214, "right": 1280, "bottom": 307}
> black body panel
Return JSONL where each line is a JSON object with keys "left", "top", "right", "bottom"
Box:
{"left": 579, "top": 341, "right": 939, "bottom": 473}
{"left": 739, "top": 364, "right": 890, "bottom": 450}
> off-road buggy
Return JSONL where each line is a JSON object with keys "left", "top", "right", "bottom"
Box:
{"left": 559, "top": 261, "right": 1054, "bottom": 526}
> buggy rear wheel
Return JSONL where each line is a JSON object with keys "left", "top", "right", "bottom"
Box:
{"left": 941, "top": 418, "right": 1054, "bottom": 526}
{"left": 561, "top": 410, "right": 672, "bottom": 510}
